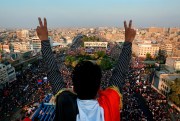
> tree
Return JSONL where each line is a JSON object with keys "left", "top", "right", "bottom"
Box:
{"left": 168, "top": 78, "right": 180, "bottom": 107}
{"left": 65, "top": 56, "right": 75, "bottom": 66}
{"left": 100, "top": 58, "right": 112, "bottom": 70}
{"left": 96, "top": 51, "right": 105, "bottom": 58}
{"left": 71, "top": 60, "right": 78, "bottom": 68}
{"left": 155, "top": 49, "right": 167, "bottom": 64}
{"left": 146, "top": 53, "right": 152, "bottom": 60}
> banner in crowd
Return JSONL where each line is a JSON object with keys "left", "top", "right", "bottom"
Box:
{"left": 84, "top": 42, "right": 108, "bottom": 48}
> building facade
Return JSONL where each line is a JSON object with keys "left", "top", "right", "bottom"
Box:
{"left": 16, "top": 29, "right": 29, "bottom": 39}
{"left": 158, "top": 74, "right": 180, "bottom": 96}
{"left": 11, "top": 42, "right": 31, "bottom": 52}
{"left": 32, "top": 37, "right": 41, "bottom": 52}
{"left": 0, "top": 63, "right": 9, "bottom": 86}
{"left": 133, "top": 43, "right": 159, "bottom": 57}
{"left": 0, "top": 62, "right": 16, "bottom": 88}
{"left": 160, "top": 43, "right": 173, "bottom": 56}
{"left": 166, "top": 57, "right": 180, "bottom": 71}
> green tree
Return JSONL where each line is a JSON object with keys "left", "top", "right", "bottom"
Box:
{"left": 100, "top": 58, "right": 112, "bottom": 70}
{"left": 146, "top": 53, "right": 152, "bottom": 60}
{"left": 65, "top": 56, "right": 75, "bottom": 66}
{"left": 71, "top": 60, "right": 78, "bottom": 68}
{"left": 96, "top": 51, "right": 105, "bottom": 58}
{"left": 155, "top": 49, "right": 167, "bottom": 64}
{"left": 168, "top": 78, "right": 180, "bottom": 107}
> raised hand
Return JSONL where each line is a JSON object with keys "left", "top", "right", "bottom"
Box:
{"left": 36, "top": 17, "right": 48, "bottom": 41}
{"left": 124, "top": 20, "right": 136, "bottom": 42}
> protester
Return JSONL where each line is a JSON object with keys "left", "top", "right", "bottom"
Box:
{"left": 37, "top": 17, "right": 135, "bottom": 121}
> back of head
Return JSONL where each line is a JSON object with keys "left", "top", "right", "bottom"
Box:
{"left": 72, "top": 61, "right": 102, "bottom": 100}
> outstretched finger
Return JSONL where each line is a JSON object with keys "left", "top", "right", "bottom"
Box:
{"left": 38, "top": 17, "right": 43, "bottom": 27}
{"left": 124, "top": 21, "right": 127, "bottom": 29}
{"left": 36, "top": 26, "right": 40, "bottom": 35}
{"left": 129, "top": 20, "right": 132, "bottom": 28}
{"left": 44, "top": 18, "right": 47, "bottom": 27}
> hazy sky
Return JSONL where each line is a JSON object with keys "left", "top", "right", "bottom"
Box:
{"left": 0, "top": 0, "right": 180, "bottom": 28}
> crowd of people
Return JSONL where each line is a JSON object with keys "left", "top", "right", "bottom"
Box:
{"left": 56, "top": 47, "right": 180, "bottom": 121}
{"left": 0, "top": 43, "right": 180, "bottom": 121}
{"left": 121, "top": 68, "right": 148, "bottom": 121}
{"left": 121, "top": 62, "right": 180, "bottom": 121}
{"left": 0, "top": 59, "right": 52, "bottom": 121}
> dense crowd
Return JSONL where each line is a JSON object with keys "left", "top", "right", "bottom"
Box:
{"left": 0, "top": 59, "right": 52, "bottom": 121}
{"left": 121, "top": 63, "right": 180, "bottom": 121}
{"left": 0, "top": 46, "right": 180, "bottom": 121}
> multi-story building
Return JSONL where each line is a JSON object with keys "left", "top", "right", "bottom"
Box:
{"left": 2, "top": 44, "right": 10, "bottom": 53}
{"left": 172, "top": 45, "right": 180, "bottom": 57}
{"left": 16, "top": 29, "right": 29, "bottom": 39}
{"left": 158, "top": 74, "right": 180, "bottom": 96}
{"left": 0, "top": 62, "right": 16, "bottom": 89}
{"left": 0, "top": 63, "right": 9, "bottom": 86}
{"left": 148, "top": 27, "right": 165, "bottom": 33}
{"left": 160, "top": 43, "right": 173, "bottom": 56}
{"left": 11, "top": 42, "right": 31, "bottom": 52}
{"left": 3, "top": 61, "right": 16, "bottom": 83}
{"left": 32, "top": 37, "right": 41, "bottom": 52}
{"left": 166, "top": 57, "right": 180, "bottom": 71}
{"left": 133, "top": 43, "right": 159, "bottom": 57}
{"left": 21, "top": 42, "right": 31, "bottom": 51}
{"left": 168, "top": 28, "right": 180, "bottom": 33}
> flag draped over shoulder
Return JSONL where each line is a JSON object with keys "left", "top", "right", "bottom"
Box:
{"left": 98, "top": 86, "right": 122, "bottom": 121}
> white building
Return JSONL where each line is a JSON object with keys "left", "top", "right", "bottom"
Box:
{"left": 4, "top": 62, "right": 16, "bottom": 83}
{"left": 32, "top": 37, "right": 41, "bottom": 52}
{"left": 0, "top": 62, "right": 16, "bottom": 89}
{"left": 0, "top": 63, "right": 9, "bottom": 85}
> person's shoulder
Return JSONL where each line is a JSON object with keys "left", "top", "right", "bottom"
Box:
{"left": 98, "top": 86, "right": 123, "bottom": 109}
{"left": 98, "top": 86, "right": 121, "bottom": 98}
{"left": 56, "top": 89, "right": 77, "bottom": 102}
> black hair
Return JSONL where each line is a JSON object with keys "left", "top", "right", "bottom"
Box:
{"left": 72, "top": 61, "right": 102, "bottom": 99}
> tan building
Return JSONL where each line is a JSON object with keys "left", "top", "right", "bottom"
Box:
{"left": 172, "top": 45, "right": 180, "bottom": 57}
{"left": 11, "top": 42, "right": 31, "bottom": 52}
{"left": 160, "top": 43, "right": 173, "bottom": 56}
{"left": 16, "top": 30, "right": 29, "bottom": 39}
{"left": 148, "top": 27, "right": 165, "bottom": 33}
{"left": 158, "top": 74, "right": 180, "bottom": 96}
{"left": 166, "top": 57, "right": 180, "bottom": 71}
{"left": 2, "top": 44, "right": 10, "bottom": 53}
{"left": 168, "top": 28, "right": 179, "bottom": 33}
{"left": 133, "top": 43, "right": 159, "bottom": 57}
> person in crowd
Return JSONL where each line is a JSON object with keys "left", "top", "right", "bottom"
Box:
{"left": 36, "top": 17, "right": 136, "bottom": 121}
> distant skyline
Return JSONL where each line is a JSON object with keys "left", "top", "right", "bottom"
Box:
{"left": 0, "top": 0, "right": 180, "bottom": 28}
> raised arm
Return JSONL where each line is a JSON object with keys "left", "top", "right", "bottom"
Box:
{"left": 109, "top": 20, "right": 136, "bottom": 92}
{"left": 36, "top": 18, "right": 65, "bottom": 95}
